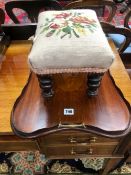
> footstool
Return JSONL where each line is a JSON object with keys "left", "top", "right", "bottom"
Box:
{"left": 28, "top": 9, "right": 114, "bottom": 97}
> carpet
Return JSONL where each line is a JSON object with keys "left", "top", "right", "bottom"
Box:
{"left": 0, "top": 152, "right": 131, "bottom": 174}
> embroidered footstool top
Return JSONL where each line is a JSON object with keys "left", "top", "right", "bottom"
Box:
{"left": 28, "top": 9, "right": 115, "bottom": 74}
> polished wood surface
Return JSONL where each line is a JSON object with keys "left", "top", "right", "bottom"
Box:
{"left": 109, "top": 41, "right": 131, "bottom": 105}
{"left": 0, "top": 41, "right": 31, "bottom": 134}
{"left": 0, "top": 135, "right": 38, "bottom": 151}
{"left": 0, "top": 39, "right": 131, "bottom": 136}
{"left": 11, "top": 71, "right": 130, "bottom": 138}
{"left": 8, "top": 34, "right": 130, "bottom": 138}
{"left": 36, "top": 130, "right": 121, "bottom": 159}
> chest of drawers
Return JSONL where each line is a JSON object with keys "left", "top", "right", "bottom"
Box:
{"left": 38, "top": 131, "right": 120, "bottom": 159}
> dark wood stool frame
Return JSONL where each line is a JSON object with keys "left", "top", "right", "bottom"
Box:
{"left": 37, "top": 73, "right": 104, "bottom": 98}
{"left": 37, "top": 75, "right": 54, "bottom": 97}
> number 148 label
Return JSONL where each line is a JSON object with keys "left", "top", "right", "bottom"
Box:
{"left": 64, "top": 108, "right": 74, "bottom": 115}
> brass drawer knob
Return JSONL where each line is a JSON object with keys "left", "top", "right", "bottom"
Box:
{"left": 69, "top": 137, "right": 77, "bottom": 143}
{"left": 89, "top": 137, "right": 97, "bottom": 143}
{"left": 89, "top": 148, "right": 93, "bottom": 154}
{"left": 71, "top": 148, "right": 76, "bottom": 155}
{"left": 69, "top": 136, "right": 97, "bottom": 143}
{"left": 70, "top": 148, "right": 93, "bottom": 155}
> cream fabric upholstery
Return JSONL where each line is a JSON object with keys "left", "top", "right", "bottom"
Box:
{"left": 28, "top": 10, "right": 114, "bottom": 74}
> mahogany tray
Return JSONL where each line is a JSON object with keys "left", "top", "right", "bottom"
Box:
{"left": 11, "top": 72, "right": 131, "bottom": 138}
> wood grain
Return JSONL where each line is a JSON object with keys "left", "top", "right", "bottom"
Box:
{"left": 10, "top": 39, "right": 131, "bottom": 138}
{"left": 0, "top": 41, "right": 32, "bottom": 134}
{"left": 109, "top": 40, "right": 131, "bottom": 105}
{"left": 0, "top": 39, "right": 131, "bottom": 135}
{"left": 0, "top": 135, "right": 38, "bottom": 151}
{"left": 11, "top": 71, "right": 130, "bottom": 138}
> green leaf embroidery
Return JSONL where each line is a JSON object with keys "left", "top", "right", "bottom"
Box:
{"left": 91, "top": 23, "right": 97, "bottom": 27}
{"left": 88, "top": 28, "right": 94, "bottom": 33}
{"left": 62, "top": 26, "right": 71, "bottom": 34}
{"left": 40, "top": 26, "right": 50, "bottom": 34}
{"left": 72, "top": 29, "right": 79, "bottom": 38}
{"left": 61, "top": 33, "right": 68, "bottom": 39}
{"left": 46, "top": 29, "right": 56, "bottom": 37}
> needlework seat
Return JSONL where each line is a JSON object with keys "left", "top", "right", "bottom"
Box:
{"left": 28, "top": 9, "right": 114, "bottom": 97}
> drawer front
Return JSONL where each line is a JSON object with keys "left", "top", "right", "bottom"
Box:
{"left": 0, "top": 141, "right": 38, "bottom": 151}
{"left": 42, "top": 145, "right": 116, "bottom": 158}
{"left": 0, "top": 136, "right": 38, "bottom": 151}
{"left": 40, "top": 131, "right": 119, "bottom": 145}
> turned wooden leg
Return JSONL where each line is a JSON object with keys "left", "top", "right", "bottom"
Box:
{"left": 37, "top": 75, "right": 54, "bottom": 98}
{"left": 100, "top": 158, "right": 121, "bottom": 175}
{"left": 87, "top": 73, "right": 104, "bottom": 96}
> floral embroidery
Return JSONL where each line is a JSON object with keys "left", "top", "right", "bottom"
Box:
{"left": 40, "top": 12, "right": 98, "bottom": 38}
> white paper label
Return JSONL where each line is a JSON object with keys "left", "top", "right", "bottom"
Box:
{"left": 64, "top": 108, "right": 74, "bottom": 115}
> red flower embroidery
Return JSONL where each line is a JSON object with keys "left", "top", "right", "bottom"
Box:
{"left": 71, "top": 16, "right": 96, "bottom": 24}
{"left": 50, "top": 23, "right": 60, "bottom": 29}
{"left": 55, "top": 13, "right": 71, "bottom": 19}
{"left": 41, "top": 12, "right": 98, "bottom": 38}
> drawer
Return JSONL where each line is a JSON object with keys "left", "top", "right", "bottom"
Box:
{"left": 0, "top": 141, "right": 38, "bottom": 151}
{"left": 0, "top": 135, "right": 38, "bottom": 151}
{"left": 40, "top": 131, "right": 119, "bottom": 145}
{"left": 42, "top": 144, "right": 116, "bottom": 159}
